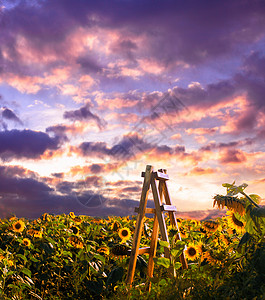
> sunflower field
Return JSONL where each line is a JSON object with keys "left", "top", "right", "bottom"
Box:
{"left": 0, "top": 182, "right": 265, "bottom": 299}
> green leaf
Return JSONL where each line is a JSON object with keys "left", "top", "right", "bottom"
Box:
{"left": 249, "top": 194, "right": 261, "bottom": 205}
{"left": 106, "top": 267, "right": 124, "bottom": 286}
{"left": 237, "top": 232, "right": 252, "bottom": 249}
{"left": 171, "top": 248, "right": 183, "bottom": 258}
{"left": 159, "top": 240, "right": 170, "bottom": 248}
{"left": 16, "top": 254, "right": 28, "bottom": 262}
{"left": 20, "top": 267, "right": 31, "bottom": 278}
{"left": 153, "top": 257, "right": 170, "bottom": 268}
{"left": 174, "top": 262, "right": 182, "bottom": 269}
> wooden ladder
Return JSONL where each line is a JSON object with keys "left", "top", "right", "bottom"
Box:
{"left": 126, "top": 165, "right": 188, "bottom": 287}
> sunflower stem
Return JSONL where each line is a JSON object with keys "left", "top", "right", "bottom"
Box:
{"left": 240, "top": 191, "right": 260, "bottom": 208}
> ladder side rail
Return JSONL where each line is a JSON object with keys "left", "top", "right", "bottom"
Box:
{"left": 147, "top": 179, "right": 163, "bottom": 280}
{"left": 126, "top": 165, "right": 153, "bottom": 285}
{"left": 163, "top": 178, "right": 188, "bottom": 269}
{"left": 150, "top": 174, "right": 170, "bottom": 259}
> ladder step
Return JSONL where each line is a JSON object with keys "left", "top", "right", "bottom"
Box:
{"left": 135, "top": 207, "right": 156, "bottom": 214}
{"left": 134, "top": 205, "right": 177, "bottom": 214}
{"left": 161, "top": 205, "right": 177, "bottom": 212}
{"left": 141, "top": 171, "right": 169, "bottom": 181}
{"left": 127, "top": 247, "right": 151, "bottom": 256}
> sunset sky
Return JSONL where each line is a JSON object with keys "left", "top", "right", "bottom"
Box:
{"left": 1, "top": 0, "right": 265, "bottom": 220}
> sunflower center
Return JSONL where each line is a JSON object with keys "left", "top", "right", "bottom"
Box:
{"left": 188, "top": 247, "right": 196, "bottom": 256}
{"left": 121, "top": 230, "right": 128, "bottom": 237}
{"left": 232, "top": 213, "right": 244, "bottom": 227}
{"left": 15, "top": 223, "right": 21, "bottom": 229}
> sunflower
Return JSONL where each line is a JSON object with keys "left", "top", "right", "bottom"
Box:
{"left": 7, "top": 260, "right": 14, "bottom": 267}
{"left": 69, "top": 212, "right": 75, "bottom": 218}
{"left": 70, "top": 226, "right": 79, "bottom": 235}
{"left": 118, "top": 227, "right": 131, "bottom": 241}
{"left": 219, "top": 234, "right": 230, "bottom": 246}
{"left": 202, "top": 220, "right": 220, "bottom": 233}
{"left": 111, "top": 221, "right": 120, "bottom": 231}
{"left": 22, "top": 238, "right": 31, "bottom": 247}
{"left": 98, "top": 246, "right": 110, "bottom": 256}
{"left": 179, "top": 227, "right": 187, "bottom": 238}
{"left": 213, "top": 194, "right": 245, "bottom": 215}
{"left": 34, "top": 231, "right": 43, "bottom": 238}
{"left": 93, "top": 218, "right": 103, "bottom": 224}
{"left": 111, "top": 244, "right": 130, "bottom": 256}
{"left": 69, "top": 236, "right": 84, "bottom": 249}
{"left": 226, "top": 211, "right": 245, "bottom": 233}
{"left": 73, "top": 217, "right": 82, "bottom": 225}
{"left": 203, "top": 250, "right": 223, "bottom": 266}
{"left": 12, "top": 220, "right": 25, "bottom": 233}
{"left": 185, "top": 244, "right": 199, "bottom": 261}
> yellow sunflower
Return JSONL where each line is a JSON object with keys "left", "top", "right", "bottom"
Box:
{"left": 203, "top": 250, "right": 223, "bottom": 266}
{"left": 7, "top": 260, "right": 14, "bottom": 267}
{"left": 118, "top": 227, "right": 131, "bottom": 241}
{"left": 185, "top": 244, "right": 199, "bottom": 261}
{"left": 22, "top": 238, "right": 31, "bottom": 247}
{"left": 12, "top": 220, "right": 25, "bottom": 233}
{"left": 202, "top": 220, "right": 220, "bottom": 233}
{"left": 69, "top": 236, "right": 84, "bottom": 249}
{"left": 226, "top": 211, "right": 245, "bottom": 233}
{"left": 73, "top": 217, "right": 82, "bottom": 225}
{"left": 70, "top": 226, "right": 79, "bottom": 235}
{"left": 34, "top": 231, "right": 43, "bottom": 238}
{"left": 111, "top": 221, "right": 120, "bottom": 231}
{"left": 179, "top": 227, "right": 187, "bottom": 238}
{"left": 98, "top": 246, "right": 110, "bottom": 256}
{"left": 69, "top": 212, "right": 75, "bottom": 218}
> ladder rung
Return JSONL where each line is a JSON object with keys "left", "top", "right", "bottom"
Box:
{"left": 161, "top": 205, "right": 177, "bottom": 212}
{"left": 141, "top": 171, "right": 169, "bottom": 181}
{"left": 127, "top": 247, "right": 151, "bottom": 256}
{"left": 135, "top": 207, "right": 156, "bottom": 214}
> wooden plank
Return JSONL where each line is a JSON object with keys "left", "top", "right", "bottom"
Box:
{"left": 127, "top": 247, "right": 150, "bottom": 255}
{"left": 154, "top": 171, "right": 169, "bottom": 181}
{"left": 142, "top": 171, "right": 169, "bottom": 181}
{"left": 150, "top": 173, "right": 170, "bottom": 259}
{"left": 134, "top": 207, "right": 156, "bottom": 214}
{"left": 126, "top": 165, "right": 153, "bottom": 285}
{"left": 161, "top": 205, "right": 177, "bottom": 212}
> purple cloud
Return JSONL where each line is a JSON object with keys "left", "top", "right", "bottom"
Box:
{"left": 63, "top": 104, "right": 107, "bottom": 130}
{"left": 0, "top": 129, "right": 61, "bottom": 160}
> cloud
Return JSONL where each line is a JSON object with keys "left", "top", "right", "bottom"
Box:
{"left": 63, "top": 104, "right": 107, "bottom": 130}
{"left": 0, "top": 129, "right": 61, "bottom": 160}
{"left": 175, "top": 209, "right": 226, "bottom": 221}
{"left": 186, "top": 167, "right": 217, "bottom": 176}
{"left": 1, "top": 107, "right": 23, "bottom": 129}
{"left": 219, "top": 149, "right": 247, "bottom": 164}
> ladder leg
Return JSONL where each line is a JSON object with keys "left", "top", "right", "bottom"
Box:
{"left": 162, "top": 177, "right": 188, "bottom": 269}
{"left": 150, "top": 174, "right": 170, "bottom": 259}
{"left": 146, "top": 179, "right": 163, "bottom": 290}
{"left": 126, "top": 165, "right": 153, "bottom": 286}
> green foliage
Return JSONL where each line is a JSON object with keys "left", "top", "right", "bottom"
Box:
{"left": 0, "top": 183, "right": 265, "bottom": 300}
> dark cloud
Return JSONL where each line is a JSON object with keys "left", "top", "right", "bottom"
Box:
{"left": 0, "top": 129, "right": 61, "bottom": 160}
{"left": 76, "top": 56, "right": 102, "bottom": 73}
{"left": 63, "top": 104, "right": 106, "bottom": 130}
{"left": 219, "top": 149, "right": 246, "bottom": 164}
{"left": 1, "top": 0, "right": 264, "bottom": 79}
{"left": 1, "top": 107, "right": 23, "bottom": 130}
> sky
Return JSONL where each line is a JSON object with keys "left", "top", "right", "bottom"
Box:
{"left": 0, "top": 0, "right": 265, "bottom": 220}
